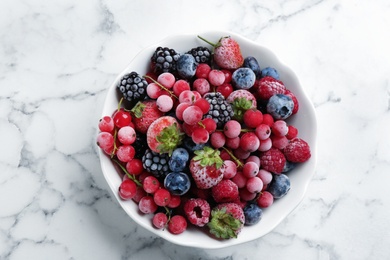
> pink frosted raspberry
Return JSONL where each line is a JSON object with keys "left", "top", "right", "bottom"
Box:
{"left": 283, "top": 138, "right": 311, "bottom": 163}
{"left": 259, "top": 148, "right": 286, "bottom": 173}
{"left": 257, "top": 76, "right": 286, "bottom": 100}
{"left": 183, "top": 198, "right": 211, "bottom": 227}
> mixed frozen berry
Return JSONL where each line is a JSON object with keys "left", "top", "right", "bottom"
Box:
{"left": 97, "top": 35, "right": 311, "bottom": 239}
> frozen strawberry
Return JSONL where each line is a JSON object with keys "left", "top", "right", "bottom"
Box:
{"left": 198, "top": 35, "right": 244, "bottom": 70}
{"left": 259, "top": 148, "right": 286, "bottom": 174}
{"left": 283, "top": 138, "right": 311, "bottom": 162}
{"left": 226, "top": 89, "right": 257, "bottom": 121}
{"left": 189, "top": 146, "right": 225, "bottom": 189}
{"left": 146, "top": 116, "right": 184, "bottom": 155}
{"left": 131, "top": 100, "right": 164, "bottom": 134}
{"left": 207, "top": 202, "right": 245, "bottom": 239}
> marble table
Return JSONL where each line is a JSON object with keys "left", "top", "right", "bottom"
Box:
{"left": 1, "top": 0, "right": 389, "bottom": 259}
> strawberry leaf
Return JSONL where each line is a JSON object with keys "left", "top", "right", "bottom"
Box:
{"left": 207, "top": 207, "right": 242, "bottom": 239}
{"left": 130, "top": 101, "right": 146, "bottom": 118}
{"left": 193, "top": 146, "right": 223, "bottom": 169}
{"left": 232, "top": 97, "right": 253, "bottom": 121}
{"left": 156, "top": 123, "right": 184, "bottom": 156}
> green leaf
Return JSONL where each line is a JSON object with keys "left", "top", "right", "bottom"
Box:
{"left": 192, "top": 146, "right": 223, "bottom": 169}
{"left": 232, "top": 98, "right": 253, "bottom": 121}
{"left": 156, "top": 123, "right": 184, "bottom": 156}
{"left": 130, "top": 101, "right": 146, "bottom": 118}
{"left": 207, "top": 207, "right": 242, "bottom": 239}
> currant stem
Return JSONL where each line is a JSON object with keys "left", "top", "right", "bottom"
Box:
{"left": 113, "top": 159, "right": 142, "bottom": 187}
{"left": 221, "top": 147, "right": 244, "bottom": 168}
{"left": 111, "top": 128, "right": 118, "bottom": 158}
{"left": 143, "top": 75, "right": 178, "bottom": 100}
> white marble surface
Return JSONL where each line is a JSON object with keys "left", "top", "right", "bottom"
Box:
{"left": 1, "top": 0, "right": 389, "bottom": 259}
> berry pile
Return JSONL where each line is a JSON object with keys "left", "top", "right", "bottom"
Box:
{"left": 97, "top": 35, "right": 311, "bottom": 239}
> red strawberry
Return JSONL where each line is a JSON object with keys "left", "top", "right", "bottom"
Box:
{"left": 226, "top": 89, "right": 257, "bottom": 121}
{"left": 189, "top": 146, "right": 225, "bottom": 189}
{"left": 131, "top": 100, "right": 164, "bottom": 134}
{"left": 211, "top": 179, "right": 239, "bottom": 203}
{"left": 257, "top": 76, "right": 286, "bottom": 100}
{"left": 198, "top": 35, "right": 244, "bottom": 70}
{"left": 146, "top": 116, "right": 184, "bottom": 155}
{"left": 207, "top": 202, "right": 245, "bottom": 239}
{"left": 283, "top": 138, "right": 311, "bottom": 162}
{"left": 259, "top": 148, "right": 286, "bottom": 173}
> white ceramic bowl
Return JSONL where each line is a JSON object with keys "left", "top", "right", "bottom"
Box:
{"left": 99, "top": 30, "right": 317, "bottom": 249}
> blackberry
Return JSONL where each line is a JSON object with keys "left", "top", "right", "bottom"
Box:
{"left": 151, "top": 47, "right": 180, "bottom": 74}
{"left": 132, "top": 134, "right": 147, "bottom": 159}
{"left": 186, "top": 46, "right": 212, "bottom": 64}
{"left": 117, "top": 72, "right": 147, "bottom": 103}
{"left": 142, "top": 149, "right": 170, "bottom": 179}
{"left": 204, "top": 92, "right": 234, "bottom": 128}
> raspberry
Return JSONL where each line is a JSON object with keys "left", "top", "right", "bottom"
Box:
{"left": 259, "top": 148, "right": 286, "bottom": 173}
{"left": 257, "top": 76, "right": 286, "bottom": 100}
{"left": 283, "top": 138, "right": 311, "bottom": 163}
{"left": 183, "top": 198, "right": 211, "bottom": 227}
{"left": 211, "top": 179, "right": 239, "bottom": 203}
{"left": 285, "top": 89, "right": 299, "bottom": 114}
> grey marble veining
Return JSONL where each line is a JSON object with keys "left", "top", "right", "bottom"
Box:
{"left": 1, "top": 0, "right": 390, "bottom": 259}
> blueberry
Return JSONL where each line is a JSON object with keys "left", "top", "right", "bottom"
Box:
{"left": 267, "top": 174, "right": 290, "bottom": 199}
{"left": 282, "top": 160, "right": 296, "bottom": 173}
{"left": 169, "top": 148, "right": 189, "bottom": 172}
{"left": 176, "top": 54, "right": 197, "bottom": 79}
{"left": 261, "top": 67, "right": 280, "bottom": 80}
{"left": 243, "top": 56, "right": 261, "bottom": 79}
{"left": 164, "top": 172, "right": 191, "bottom": 196}
{"left": 231, "top": 67, "right": 256, "bottom": 89}
{"left": 266, "top": 94, "right": 294, "bottom": 120}
{"left": 243, "top": 203, "right": 263, "bottom": 225}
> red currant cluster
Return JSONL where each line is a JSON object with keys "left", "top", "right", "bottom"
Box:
{"left": 97, "top": 109, "right": 143, "bottom": 174}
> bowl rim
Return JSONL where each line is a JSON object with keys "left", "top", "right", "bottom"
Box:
{"left": 99, "top": 30, "right": 318, "bottom": 249}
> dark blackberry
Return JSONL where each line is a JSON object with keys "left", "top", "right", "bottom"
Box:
{"left": 117, "top": 72, "right": 147, "bottom": 103}
{"left": 204, "top": 92, "right": 234, "bottom": 128}
{"left": 151, "top": 47, "right": 180, "bottom": 74}
{"left": 132, "top": 134, "right": 147, "bottom": 159}
{"left": 142, "top": 149, "right": 170, "bottom": 179}
{"left": 186, "top": 46, "right": 212, "bottom": 64}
